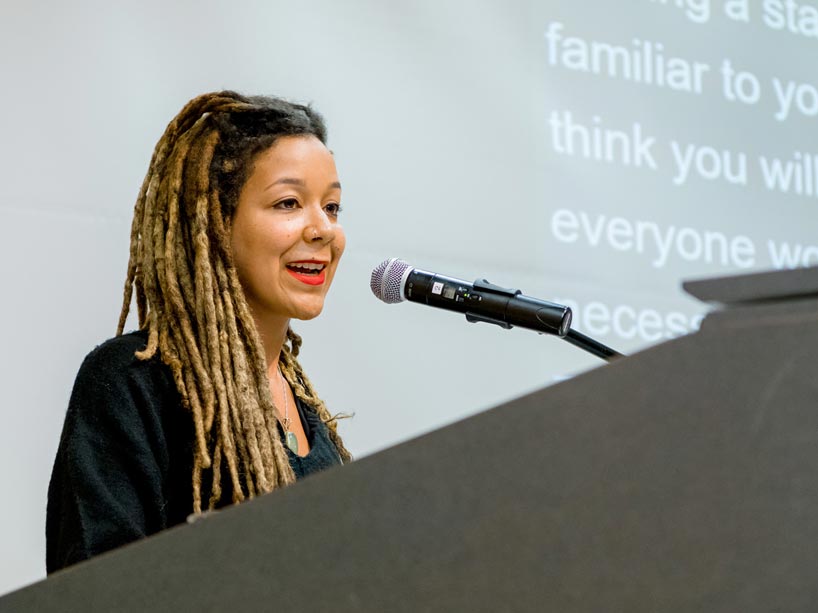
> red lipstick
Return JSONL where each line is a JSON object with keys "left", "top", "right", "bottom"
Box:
{"left": 286, "top": 261, "right": 327, "bottom": 286}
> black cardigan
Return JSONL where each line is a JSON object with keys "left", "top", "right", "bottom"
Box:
{"left": 46, "top": 331, "right": 342, "bottom": 573}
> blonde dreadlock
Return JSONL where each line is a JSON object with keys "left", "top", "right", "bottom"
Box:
{"left": 116, "top": 91, "right": 352, "bottom": 513}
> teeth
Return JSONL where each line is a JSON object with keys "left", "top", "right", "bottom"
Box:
{"left": 288, "top": 262, "right": 325, "bottom": 272}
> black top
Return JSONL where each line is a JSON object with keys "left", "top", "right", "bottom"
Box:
{"left": 46, "top": 331, "right": 342, "bottom": 573}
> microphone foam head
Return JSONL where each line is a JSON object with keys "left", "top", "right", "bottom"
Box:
{"left": 370, "top": 258, "right": 412, "bottom": 303}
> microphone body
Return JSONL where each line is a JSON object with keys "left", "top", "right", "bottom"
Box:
{"left": 371, "top": 259, "right": 572, "bottom": 337}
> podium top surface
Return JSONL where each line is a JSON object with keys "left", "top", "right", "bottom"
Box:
{"left": 683, "top": 265, "right": 818, "bottom": 306}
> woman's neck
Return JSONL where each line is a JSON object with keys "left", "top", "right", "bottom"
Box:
{"left": 253, "top": 315, "right": 290, "bottom": 376}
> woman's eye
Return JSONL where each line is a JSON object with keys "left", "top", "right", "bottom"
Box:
{"left": 275, "top": 198, "right": 299, "bottom": 210}
{"left": 325, "top": 202, "right": 342, "bottom": 217}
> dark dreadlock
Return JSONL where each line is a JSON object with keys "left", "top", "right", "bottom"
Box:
{"left": 116, "top": 90, "right": 351, "bottom": 513}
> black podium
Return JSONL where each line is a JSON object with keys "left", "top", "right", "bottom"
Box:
{"left": 4, "top": 267, "right": 818, "bottom": 612}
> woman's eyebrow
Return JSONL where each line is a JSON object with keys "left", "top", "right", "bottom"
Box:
{"left": 264, "top": 178, "right": 342, "bottom": 190}
{"left": 266, "top": 177, "right": 305, "bottom": 189}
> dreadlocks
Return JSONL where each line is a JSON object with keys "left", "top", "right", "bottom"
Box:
{"left": 116, "top": 91, "right": 351, "bottom": 514}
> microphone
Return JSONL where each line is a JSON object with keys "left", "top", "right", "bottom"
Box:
{"left": 370, "top": 258, "right": 572, "bottom": 337}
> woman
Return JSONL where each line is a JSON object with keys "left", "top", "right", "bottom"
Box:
{"left": 46, "top": 91, "right": 351, "bottom": 572}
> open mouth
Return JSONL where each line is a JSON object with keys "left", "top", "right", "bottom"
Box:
{"left": 286, "top": 262, "right": 325, "bottom": 275}
{"left": 286, "top": 262, "right": 327, "bottom": 285}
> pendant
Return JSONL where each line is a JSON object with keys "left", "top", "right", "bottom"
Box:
{"left": 286, "top": 430, "right": 299, "bottom": 454}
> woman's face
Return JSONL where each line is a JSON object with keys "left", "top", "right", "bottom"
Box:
{"left": 230, "top": 134, "right": 345, "bottom": 326}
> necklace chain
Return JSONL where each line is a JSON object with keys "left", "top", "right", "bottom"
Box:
{"left": 278, "top": 367, "right": 299, "bottom": 454}
{"left": 278, "top": 367, "right": 290, "bottom": 429}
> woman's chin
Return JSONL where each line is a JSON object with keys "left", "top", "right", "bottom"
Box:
{"left": 290, "top": 302, "right": 325, "bottom": 321}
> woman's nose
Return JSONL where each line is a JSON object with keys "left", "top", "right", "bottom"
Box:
{"left": 302, "top": 206, "right": 336, "bottom": 244}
